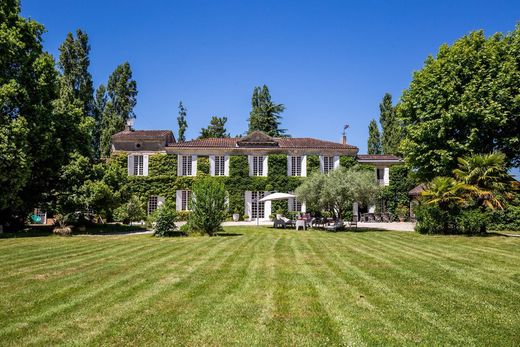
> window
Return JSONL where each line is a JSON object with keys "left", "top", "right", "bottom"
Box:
{"left": 376, "top": 168, "right": 384, "bottom": 183}
{"left": 291, "top": 156, "right": 302, "bottom": 176}
{"left": 252, "top": 156, "right": 264, "bottom": 176}
{"left": 322, "top": 156, "right": 334, "bottom": 174}
{"left": 181, "top": 155, "right": 192, "bottom": 176}
{"left": 251, "top": 191, "right": 266, "bottom": 219}
{"left": 133, "top": 155, "right": 144, "bottom": 176}
{"left": 180, "top": 190, "right": 192, "bottom": 211}
{"left": 290, "top": 195, "right": 302, "bottom": 212}
{"left": 214, "top": 155, "right": 225, "bottom": 176}
{"left": 148, "top": 196, "right": 158, "bottom": 214}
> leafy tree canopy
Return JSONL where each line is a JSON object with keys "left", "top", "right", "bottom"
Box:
{"left": 247, "top": 85, "right": 287, "bottom": 137}
{"left": 379, "top": 93, "right": 401, "bottom": 155}
{"left": 399, "top": 26, "right": 520, "bottom": 179}
{"left": 199, "top": 116, "right": 230, "bottom": 139}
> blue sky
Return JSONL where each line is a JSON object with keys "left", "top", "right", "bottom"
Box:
{"left": 22, "top": 1, "right": 520, "bottom": 157}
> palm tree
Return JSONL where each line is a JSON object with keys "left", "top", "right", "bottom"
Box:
{"left": 421, "top": 176, "right": 473, "bottom": 209}
{"left": 453, "top": 153, "right": 514, "bottom": 209}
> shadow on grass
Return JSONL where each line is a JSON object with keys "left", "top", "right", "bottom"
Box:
{"left": 0, "top": 223, "right": 150, "bottom": 238}
{"left": 215, "top": 232, "right": 243, "bottom": 237}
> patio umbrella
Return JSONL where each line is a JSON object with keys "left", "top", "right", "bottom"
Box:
{"left": 259, "top": 192, "right": 296, "bottom": 202}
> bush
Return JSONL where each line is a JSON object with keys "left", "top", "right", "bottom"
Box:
{"left": 488, "top": 205, "right": 520, "bottom": 231}
{"left": 153, "top": 202, "right": 177, "bottom": 237}
{"left": 113, "top": 196, "right": 146, "bottom": 224}
{"left": 414, "top": 204, "right": 454, "bottom": 234}
{"left": 456, "top": 209, "right": 488, "bottom": 234}
{"left": 176, "top": 210, "right": 192, "bottom": 221}
{"left": 188, "top": 178, "right": 227, "bottom": 236}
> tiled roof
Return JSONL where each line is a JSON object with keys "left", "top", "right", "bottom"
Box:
{"left": 112, "top": 130, "right": 174, "bottom": 140}
{"left": 356, "top": 154, "right": 402, "bottom": 161}
{"left": 167, "top": 137, "right": 358, "bottom": 150}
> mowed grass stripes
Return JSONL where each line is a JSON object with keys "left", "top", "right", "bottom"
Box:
{"left": 0, "top": 228, "right": 519, "bottom": 346}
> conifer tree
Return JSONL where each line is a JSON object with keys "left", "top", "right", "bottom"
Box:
{"left": 199, "top": 116, "right": 230, "bottom": 139}
{"left": 379, "top": 93, "right": 401, "bottom": 155}
{"left": 367, "top": 119, "right": 382, "bottom": 154}
{"left": 247, "top": 85, "right": 287, "bottom": 137}
{"left": 177, "top": 101, "right": 188, "bottom": 142}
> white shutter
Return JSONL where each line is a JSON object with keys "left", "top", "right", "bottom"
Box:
{"left": 143, "top": 155, "right": 149, "bottom": 176}
{"left": 209, "top": 156, "right": 215, "bottom": 176}
{"left": 301, "top": 155, "right": 307, "bottom": 177}
{"left": 127, "top": 155, "right": 134, "bottom": 176}
{"left": 263, "top": 156, "right": 268, "bottom": 177}
{"left": 224, "top": 156, "right": 230, "bottom": 176}
{"left": 333, "top": 156, "right": 340, "bottom": 169}
{"left": 244, "top": 191, "right": 252, "bottom": 220}
{"left": 157, "top": 196, "right": 165, "bottom": 208}
{"left": 264, "top": 191, "right": 271, "bottom": 219}
{"left": 176, "top": 190, "right": 182, "bottom": 211}
{"left": 177, "top": 155, "right": 181, "bottom": 176}
{"left": 301, "top": 202, "right": 306, "bottom": 213}
{"left": 288, "top": 197, "right": 294, "bottom": 212}
{"left": 319, "top": 156, "right": 324, "bottom": 173}
{"left": 287, "top": 156, "right": 292, "bottom": 176}
{"left": 384, "top": 167, "right": 390, "bottom": 186}
{"left": 248, "top": 156, "right": 253, "bottom": 176}
{"left": 191, "top": 155, "right": 197, "bottom": 176}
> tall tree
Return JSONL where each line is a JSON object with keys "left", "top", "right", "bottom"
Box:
{"left": 199, "top": 116, "right": 230, "bottom": 139}
{"left": 177, "top": 101, "right": 188, "bottom": 142}
{"left": 55, "top": 29, "right": 95, "bottom": 158}
{"left": 93, "top": 84, "right": 107, "bottom": 159}
{"left": 399, "top": 27, "right": 520, "bottom": 179}
{"left": 247, "top": 85, "right": 287, "bottom": 137}
{"left": 367, "top": 119, "right": 382, "bottom": 154}
{"left": 99, "top": 62, "right": 137, "bottom": 157}
{"left": 0, "top": 0, "right": 60, "bottom": 223}
{"left": 379, "top": 93, "right": 401, "bottom": 155}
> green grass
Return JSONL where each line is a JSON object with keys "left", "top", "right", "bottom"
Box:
{"left": 0, "top": 227, "right": 519, "bottom": 346}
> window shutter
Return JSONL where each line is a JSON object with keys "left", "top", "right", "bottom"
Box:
{"left": 319, "top": 156, "right": 324, "bottom": 173}
{"left": 177, "top": 155, "right": 182, "bottom": 176}
{"left": 157, "top": 196, "right": 165, "bottom": 208}
{"left": 263, "top": 156, "right": 268, "bottom": 177}
{"left": 191, "top": 155, "right": 197, "bottom": 176}
{"left": 209, "top": 156, "right": 215, "bottom": 176}
{"left": 333, "top": 156, "right": 340, "bottom": 169}
{"left": 143, "top": 155, "right": 149, "bottom": 176}
{"left": 244, "top": 191, "right": 252, "bottom": 219}
{"left": 301, "top": 155, "right": 307, "bottom": 177}
{"left": 175, "top": 190, "right": 182, "bottom": 211}
{"left": 287, "top": 156, "right": 292, "bottom": 176}
{"left": 301, "top": 202, "right": 307, "bottom": 213}
{"left": 384, "top": 167, "right": 390, "bottom": 186}
{"left": 288, "top": 197, "right": 293, "bottom": 212}
{"left": 127, "top": 155, "right": 134, "bottom": 176}
{"left": 224, "top": 156, "right": 230, "bottom": 176}
{"left": 264, "top": 191, "right": 271, "bottom": 219}
{"left": 248, "top": 156, "right": 253, "bottom": 176}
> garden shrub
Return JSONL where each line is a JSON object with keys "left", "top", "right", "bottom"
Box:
{"left": 414, "top": 204, "right": 453, "bottom": 234}
{"left": 153, "top": 202, "right": 177, "bottom": 237}
{"left": 488, "top": 205, "right": 520, "bottom": 231}
{"left": 113, "top": 195, "right": 146, "bottom": 224}
{"left": 456, "top": 209, "right": 488, "bottom": 234}
{"left": 176, "top": 210, "right": 192, "bottom": 221}
{"left": 188, "top": 177, "right": 227, "bottom": 236}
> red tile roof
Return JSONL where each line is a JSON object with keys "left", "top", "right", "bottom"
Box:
{"left": 112, "top": 130, "right": 173, "bottom": 139}
{"left": 167, "top": 137, "right": 358, "bottom": 150}
{"left": 356, "top": 154, "right": 402, "bottom": 161}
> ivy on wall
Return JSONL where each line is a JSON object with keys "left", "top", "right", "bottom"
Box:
{"left": 111, "top": 152, "right": 364, "bottom": 218}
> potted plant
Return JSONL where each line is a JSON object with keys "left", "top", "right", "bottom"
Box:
{"left": 232, "top": 209, "right": 240, "bottom": 222}
{"left": 276, "top": 207, "right": 284, "bottom": 220}
{"left": 243, "top": 214, "right": 250, "bottom": 222}
{"left": 396, "top": 204, "right": 409, "bottom": 222}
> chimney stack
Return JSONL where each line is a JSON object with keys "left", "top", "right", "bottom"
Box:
{"left": 342, "top": 123, "right": 349, "bottom": 145}
{"left": 125, "top": 118, "right": 134, "bottom": 132}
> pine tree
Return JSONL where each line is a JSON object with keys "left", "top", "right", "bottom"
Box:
{"left": 99, "top": 62, "right": 137, "bottom": 157}
{"left": 177, "top": 101, "right": 188, "bottom": 142}
{"left": 367, "top": 119, "right": 382, "bottom": 154}
{"left": 247, "top": 85, "right": 287, "bottom": 137}
{"left": 93, "top": 85, "right": 107, "bottom": 159}
{"left": 199, "top": 116, "right": 230, "bottom": 139}
{"left": 379, "top": 93, "right": 401, "bottom": 155}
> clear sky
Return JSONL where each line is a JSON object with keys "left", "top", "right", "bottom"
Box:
{"left": 21, "top": 0, "right": 520, "bottom": 155}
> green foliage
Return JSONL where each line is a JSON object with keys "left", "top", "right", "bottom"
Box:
{"left": 456, "top": 209, "right": 488, "bottom": 234}
{"left": 489, "top": 205, "right": 520, "bottom": 231}
{"left": 381, "top": 165, "right": 417, "bottom": 215}
{"left": 153, "top": 201, "right": 177, "bottom": 237}
{"left": 177, "top": 101, "right": 188, "bottom": 142}
{"left": 148, "top": 154, "right": 177, "bottom": 177}
{"left": 113, "top": 195, "right": 146, "bottom": 224}
{"left": 188, "top": 178, "right": 227, "bottom": 235}
{"left": 379, "top": 93, "right": 401, "bottom": 155}
{"left": 296, "top": 168, "right": 380, "bottom": 219}
{"left": 197, "top": 156, "right": 210, "bottom": 176}
{"left": 199, "top": 116, "right": 230, "bottom": 138}
{"left": 340, "top": 156, "right": 357, "bottom": 169}
{"left": 399, "top": 27, "right": 520, "bottom": 179}
{"left": 248, "top": 85, "right": 287, "bottom": 137}
{"left": 99, "top": 62, "right": 138, "bottom": 157}
{"left": 307, "top": 155, "right": 320, "bottom": 175}
{"left": 414, "top": 204, "right": 453, "bottom": 234}
{"left": 367, "top": 119, "right": 382, "bottom": 155}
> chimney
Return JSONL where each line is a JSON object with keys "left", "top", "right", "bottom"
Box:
{"left": 342, "top": 123, "right": 349, "bottom": 144}
{"left": 125, "top": 118, "right": 134, "bottom": 132}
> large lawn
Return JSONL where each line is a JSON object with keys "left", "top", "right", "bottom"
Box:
{"left": 1, "top": 228, "right": 519, "bottom": 346}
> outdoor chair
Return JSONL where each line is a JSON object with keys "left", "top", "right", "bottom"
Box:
{"left": 381, "top": 213, "right": 390, "bottom": 223}
{"left": 273, "top": 219, "right": 286, "bottom": 229}
{"left": 347, "top": 216, "right": 358, "bottom": 228}
{"left": 367, "top": 213, "right": 375, "bottom": 222}
{"left": 324, "top": 220, "right": 344, "bottom": 232}
{"left": 374, "top": 213, "right": 382, "bottom": 222}
{"left": 282, "top": 217, "right": 295, "bottom": 228}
